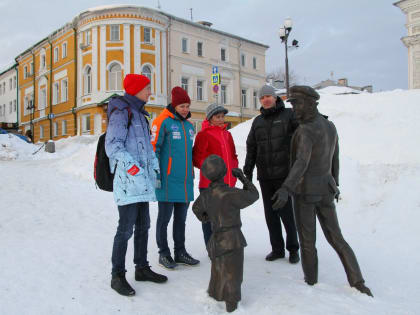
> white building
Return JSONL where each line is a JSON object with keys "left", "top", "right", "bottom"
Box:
{"left": 394, "top": 0, "right": 420, "bottom": 89}
{"left": 0, "top": 64, "right": 18, "bottom": 128}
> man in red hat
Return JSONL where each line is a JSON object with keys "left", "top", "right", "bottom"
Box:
{"left": 105, "top": 74, "right": 167, "bottom": 296}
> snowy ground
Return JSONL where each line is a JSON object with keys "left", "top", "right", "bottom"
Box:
{"left": 1, "top": 89, "right": 420, "bottom": 314}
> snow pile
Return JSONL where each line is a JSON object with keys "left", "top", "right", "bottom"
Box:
{"left": 1, "top": 89, "right": 420, "bottom": 314}
{"left": 0, "top": 134, "right": 38, "bottom": 160}
{"left": 318, "top": 85, "right": 365, "bottom": 95}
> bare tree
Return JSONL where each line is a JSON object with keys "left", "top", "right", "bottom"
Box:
{"left": 266, "top": 67, "right": 299, "bottom": 87}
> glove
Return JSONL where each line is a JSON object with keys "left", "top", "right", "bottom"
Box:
{"left": 232, "top": 168, "right": 246, "bottom": 182}
{"left": 271, "top": 187, "right": 289, "bottom": 210}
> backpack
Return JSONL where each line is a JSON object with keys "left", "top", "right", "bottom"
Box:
{"left": 94, "top": 96, "right": 132, "bottom": 192}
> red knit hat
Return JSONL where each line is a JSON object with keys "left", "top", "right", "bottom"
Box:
{"left": 171, "top": 86, "right": 191, "bottom": 107}
{"left": 123, "top": 74, "right": 150, "bottom": 96}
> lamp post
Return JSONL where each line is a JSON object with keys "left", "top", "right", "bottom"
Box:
{"left": 279, "top": 17, "right": 293, "bottom": 98}
{"left": 26, "top": 98, "right": 35, "bottom": 142}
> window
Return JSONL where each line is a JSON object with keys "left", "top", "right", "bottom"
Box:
{"left": 253, "top": 56, "right": 257, "bottom": 70}
{"left": 110, "top": 25, "right": 120, "bottom": 41}
{"left": 84, "top": 66, "right": 92, "bottom": 94}
{"left": 221, "top": 48, "right": 226, "bottom": 61}
{"left": 144, "top": 27, "right": 151, "bottom": 43}
{"left": 108, "top": 63, "right": 122, "bottom": 91}
{"left": 39, "top": 88, "right": 47, "bottom": 110}
{"left": 9, "top": 101, "right": 12, "bottom": 114}
{"left": 241, "top": 89, "right": 247, "bottom": 108}
{"left": 181, "top": 77, "right": 189, "bottom": 93}
{"left": 53, "top": 82, "right": 59, "bottom": 105}
{"left": 241, "top": 54, "right": 246, "bottom": 67}
{"left": 24, "top": 66, "right": 28, "bottom": 79}
{"left": 86, "top": 30, "right": 91, "bottom": 45}
{"left": 13, "top": 76, "right": 16, "bottom": 89}
{"left": 221, "top": 85, "right": 227, "bottom": 105}
{"left": 61, "top": 79, "right": 68, "bottom": 102}
{"left": 62, "top": 42, "right": 67, "bottom": 58}
{"left": 0, "top": 84, "right": 2, "bottom": 96}
{"left": 13, "top": 100, "right": 16, "bottom": 112}
{"left": 253, "top": 91, "right": 258, "bottom": 109}
{"left": 40, "top": 125, "right": 44, "bottom": 139}
{"left": 2, "top": 82, "right": 5, "bottom": 94}
{"left": 82, "top": 114, "right": 91, "bottom": 133}
{"left": 196, "top": 80, "right": 203, "bottom": 101}
{"left": 41, "top": 55, "right": 46, "bottom": 69}
{"left": 182, "top": 38, "right": 188, "bottom": 53}
{"left": 54, "top": 47, "right": 59, "bottom": 62}
{"left": 9, "top": 78, "right": 12, "bottom": 90}
{"left": 53, "top": 122, "right": 59, "bottom": 137}
{"left": 197, "top": 42, "right": 203, "bottom": 57}
{"left": 141, "top": 65, "right": 152, "bottom": 81}
{"left": 30, "top": 62, "right": 34, "bottom": 75}
{"left": 62, "top": 120, "right": 68, "bottom": 135}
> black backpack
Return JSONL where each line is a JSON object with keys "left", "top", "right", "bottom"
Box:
{"left": 94, "top": 96, "right": 132, "bottom": 192}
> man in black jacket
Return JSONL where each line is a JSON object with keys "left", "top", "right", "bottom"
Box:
{"left": 271, "top": 85, "right": 373, "bottom": 297}
{"left": 244, "top": 85, "right": 300, "bottom": 264}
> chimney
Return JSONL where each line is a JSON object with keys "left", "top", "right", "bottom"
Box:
{"left": 337, "top": 78, "right": 348, "bottom": 86}
{"left": 197, "top": 21, "right": 212, "bottom": 27}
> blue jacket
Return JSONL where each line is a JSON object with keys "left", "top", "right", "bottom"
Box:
{"left": 105, "top": 93, "right": 159, "bottom": 205}
{"left": 151, "top": 105, "right": 195, "bottom": 202}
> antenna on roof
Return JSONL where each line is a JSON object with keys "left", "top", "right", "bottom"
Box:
{"left": 157, "top": 0, "right": 161, "bottom": 9}
{"left": 190, "top": 8, "right": 193, "bottom": 21}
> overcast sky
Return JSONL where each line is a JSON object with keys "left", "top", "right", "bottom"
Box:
{"left": 0, "top": 0, "right": 408, "bottom": 91}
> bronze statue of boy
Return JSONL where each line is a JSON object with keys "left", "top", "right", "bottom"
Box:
{"left": 193, "top": 155, "right": 259, "bottom": 312}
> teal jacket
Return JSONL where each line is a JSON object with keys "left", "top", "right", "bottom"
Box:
{"left": 151, "top": 104, "right": 195, "bottom": 202}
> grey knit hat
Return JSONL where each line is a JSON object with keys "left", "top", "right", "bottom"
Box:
{"left": 206, "top": 103, "right": 228, "bottom": 120}
{"left": 258, "top": 85, "right": 277, "bottom": 98}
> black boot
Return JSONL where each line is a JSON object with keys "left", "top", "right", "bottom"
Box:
{"left": 135, "top": 266, "right": 168, "bottom": 283}
{"left": 265, "top": 251, "right": 285, "bottom": 261}
{"left": 226, "top": 301, "right": 238, "bottom": 312}
{"left": 353, "top": 282, "right": 373, "bottom": 297}
{"left": 289, "top": 251, "right": 300, "bottom": 264}
{"left": 111, "top": 272, "right": 135, "bottom": 296}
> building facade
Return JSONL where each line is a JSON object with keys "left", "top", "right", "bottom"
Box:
{"left": 13, "top": 5, "right": 267, "bottom": 143}
{"left": 395, "top": 0, "right": 420, "bottom": 89}
{"left": 0, "top": 64, "right": 18, "bottom": 128}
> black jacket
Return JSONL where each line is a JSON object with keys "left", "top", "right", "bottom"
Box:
{"left": 244, "top": 97, "right": 297, "bottom": 181}
{"left": 282, "top": 113, "right": 339, "bottom": 196}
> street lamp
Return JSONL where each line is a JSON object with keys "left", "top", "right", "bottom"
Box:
{"left": 26, "top": 98, "right": 35, "bottom": 142}
{"left": 279, "top": 17, "right": 298, "bottom": 98}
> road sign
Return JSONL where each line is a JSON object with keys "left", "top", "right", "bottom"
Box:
{"left": 213, "top": 85, "right": 219, "bottom": 93}
{"left": 212, "top": 66, "right": 218, "bottom": 74}
{"left": 211, "top": 73, "right": 220, "bottom": 85}
{"left": 48, "top": 113, "right": 55, "bottom": 119}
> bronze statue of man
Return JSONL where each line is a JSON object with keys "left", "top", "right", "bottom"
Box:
{"left": 271, "top": 85, "right": 373, "bottom": 297}
{"left": 193, "top": 155, "right": 259, "bottom": 312}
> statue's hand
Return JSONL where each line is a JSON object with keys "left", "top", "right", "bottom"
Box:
{"left": 271, "top": 188, "right": 289, "bottom": 210}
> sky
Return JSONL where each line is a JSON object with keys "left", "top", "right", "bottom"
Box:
{"left": 0, "top": 0, "right": 408, "bottom": 91}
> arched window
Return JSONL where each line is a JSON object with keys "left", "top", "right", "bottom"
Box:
{"left": 108, "top": 63, "right": 122, "bottom": 91}
{"left": 142, "top": 65, "right": 152, "bottom": 81}
{"left": 84, "top": 66, "right": 92, "bottom": 95}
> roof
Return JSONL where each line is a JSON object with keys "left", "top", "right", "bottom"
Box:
{"left": 0, "top": 63, "right": 18, "bottom": 76}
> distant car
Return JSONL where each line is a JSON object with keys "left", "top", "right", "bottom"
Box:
{"left": 0, "top": 128, "right": 31, "bottom": 143}
{"left": 0, "top": 127, "right": 8, "bottom": 134}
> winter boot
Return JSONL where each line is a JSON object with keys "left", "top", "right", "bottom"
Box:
{"left": 175, "top": 252, "right": 200, "bottom": 266}
{"left": 111, "top": 272, "right": 135, "bottom": 296}
{"left": 226, "top": 301, "right": 238, "bottom": 312}
{"left": 159, "top": 254, "right": 177, "bottom": 269}
{"left": 265, "top": 250, "right": 285, "bottom": 261}
{"left": 135, "top": 265, "right": 168, "bottom": 283}
{"left": 353, "top": 282, "right": 373, "bottom": 297}
{"left": 289, "top": 251, "right": 300, "bottom": 264}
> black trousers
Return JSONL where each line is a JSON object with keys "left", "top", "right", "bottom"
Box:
{"left": 259, "top": 179, "right": 299, "bottom": 253}
{"left": 293, "top": 194, "right": 364, "bottom": 286}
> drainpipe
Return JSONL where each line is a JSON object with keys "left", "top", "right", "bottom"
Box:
{"left": 15, "top": 65, "right": 19, "bottom": 131}
{"left": 238, "top": 40, "right": 243, "bottom": 122}
{"left": 48, "top": 38, "right": 53, "bottom": 140}
{"left": 167, "top": 18, "right": 172, "bottom": 97}
{"left": 31, "top": 50, "right": 36, "bottom": 140}
{"left": 73, "top": 27, "right": 78, "bottom": 136}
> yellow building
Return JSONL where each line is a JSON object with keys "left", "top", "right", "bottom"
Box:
{"left": 16, "top": 5, "right": 268, "bottom": 143}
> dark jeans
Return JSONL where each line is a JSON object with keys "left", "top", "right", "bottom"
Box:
{"left": 260, "top": 179, "right": 299, "bottom": 253}
{"left": 294, "top": 194, "right": 364, "bottom": 286}
{"left": 199, "top": 188, "right": 213, "bottom": 245}
{"left": 111, "top": 202, "right": 150, "bottom": 275}
{"left": 156, "top": 202, "right": 189, "bottom": 256}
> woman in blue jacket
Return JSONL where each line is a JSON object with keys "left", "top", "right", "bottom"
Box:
{"left": 151, "top": 86, "right": 199, "bottom": 269}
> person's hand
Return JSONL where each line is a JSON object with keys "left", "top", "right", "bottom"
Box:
{"left": 271, "top": 188, "right": 289, "bottom": 210}
{"left": 232, "top": 168, "right": 245, "bottom": 181}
